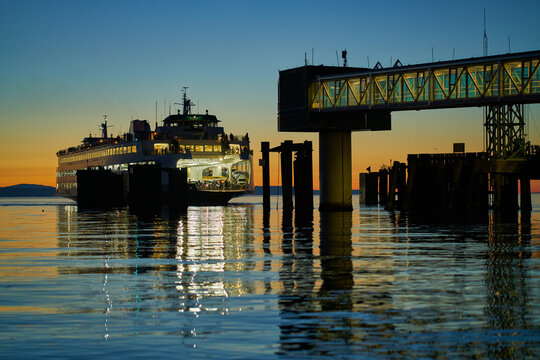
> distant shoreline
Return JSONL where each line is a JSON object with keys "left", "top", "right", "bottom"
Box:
{"left": 0, "top": 184, "right": 56, "bottom": 197}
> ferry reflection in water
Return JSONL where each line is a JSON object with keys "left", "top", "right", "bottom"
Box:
{"left": 48, "top": 197, "right": 539, "bottom": 359}
{"left": 56, "top": 204, "right": 256, "bottom": 340}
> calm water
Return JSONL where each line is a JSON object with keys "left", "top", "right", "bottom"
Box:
{"left": 0, "top": 195, "right": 539, "bottom": 359}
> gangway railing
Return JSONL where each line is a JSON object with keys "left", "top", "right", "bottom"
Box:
{"left": 310, "top": 50, "right": 540, "bottom": 112}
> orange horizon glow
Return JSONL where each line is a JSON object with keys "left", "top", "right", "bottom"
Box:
{"left": 2, "top": 133, "right": 540, "bottom": 194}
{"left": 2, "top": 122, "right": 540, "bottom": 193}
{"left": 2, "top": 158, "right": 540, "bottom": 193}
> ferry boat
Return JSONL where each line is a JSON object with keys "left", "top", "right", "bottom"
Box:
{"left": 56, "top": 90, "right": 253, "bottom": 205}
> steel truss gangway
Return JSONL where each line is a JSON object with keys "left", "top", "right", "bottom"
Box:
{"left": 309, "top": 50, "right": 540, "bottom": 112}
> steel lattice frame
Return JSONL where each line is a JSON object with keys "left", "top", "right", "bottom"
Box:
{"left": 309, "top": 51, "right": 540, "bottom": 111}
{"left": 484, "top": 104, "right": 526, "bottom": 159}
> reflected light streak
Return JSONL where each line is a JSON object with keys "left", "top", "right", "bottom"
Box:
{"left": 175, "top": 207, "right": 228, "bottom": 316}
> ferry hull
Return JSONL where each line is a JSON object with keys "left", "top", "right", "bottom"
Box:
{"left": 187, "top": 185, "right": 245, "bottom": 206}
{"left": 56, "top": 182, "right": 246, "bottom": 207}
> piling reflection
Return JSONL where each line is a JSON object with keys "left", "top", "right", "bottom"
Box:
{"left": 318, "top": 211, "right": 353, "bottom": 308}
{"left": 47, "top": 198, "right": 539, "bottom": 357}
{"left": 278, "top": 210, "right": 355, "bottom": 356}
{"left": 485, "top": 214, "right": 533, "bottom": 359}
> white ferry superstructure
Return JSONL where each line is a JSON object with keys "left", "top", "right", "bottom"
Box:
{"left": 56, "top": 91, "right": 253, "bottom": 205}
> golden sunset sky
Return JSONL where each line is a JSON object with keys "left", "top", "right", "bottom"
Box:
{"left": 1, "top": 0, "right": 539, "bottom": 190}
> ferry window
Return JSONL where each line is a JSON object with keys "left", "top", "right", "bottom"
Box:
{"left": 230, "top": 144, "right": 240, "bottom": 154}
{"left": 131, "top": 145, "right": 136, "bottom": 153}
{"left": 204, "top": 145, "right": 213, "bottom": 152}
{"left": 154, "top": 143, "right": 169, "bottom": 154}
{"left": 195, "top": 145, "right": 204, "bottom": 152}
{"left": 214, "top": 145, "right": 222, "bottom": 152}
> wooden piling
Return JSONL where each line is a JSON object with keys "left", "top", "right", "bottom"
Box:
{"left": 281, "top": 140, "right": 294, "bottom": 211}
{"left": 365, "top": 172, "right": 378, "bottom": 205}
{"left": 400, "top": 157, "right": 416, "bottom": 212}
{"left": 293, "top": 141, "right": 313, "bottom": 213}
{"left": 493, "top": 174, "right": 519, "bottom": 214}
{"left": 520, "top": 177, "right": 532, "bottom": 212}
{"left": 387, "top": 161, "right": 405, "bottom": 211}
{"left": 378, "top": 169, "right": 388, "bottom": 205}
{"left": 303, "top": 140, "right": 314, "bottom": 211}
{"left": 261, "top": 141, "right": 270, "bottom": 212}
{"left": 359, "top": 173, "right": 367, "bottom": 204}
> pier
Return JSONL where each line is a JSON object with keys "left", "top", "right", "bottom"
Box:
{"left": 277, "top": 50, "right": 540, "bottom": 213}
{"left": 260, "top": 140, "right": 313, "bottom": 215}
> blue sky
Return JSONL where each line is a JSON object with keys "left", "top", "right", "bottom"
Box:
{"left": 1, "top": 0, "right": 539, "bottom": 186}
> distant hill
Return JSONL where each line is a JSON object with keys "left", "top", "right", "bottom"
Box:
{"left": 0, "top": 184, "right": 56, "bottom": 197}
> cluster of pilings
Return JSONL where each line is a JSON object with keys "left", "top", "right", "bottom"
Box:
{"left": 360, "top": 152, "right": 537, "bottom": 221}
{"left": 77, "top": 165, "right": 188, "bottom": 210}
{"left": 359, "top": 161, "right": 407, "bottom": 209}
{"left": 260, "top": 141, "right": 313, "bottom": 216}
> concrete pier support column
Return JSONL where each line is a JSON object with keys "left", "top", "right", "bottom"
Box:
{"left": 319, "top": 130, "right": 352, "bottom": 211}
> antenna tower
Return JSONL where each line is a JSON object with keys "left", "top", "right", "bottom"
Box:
{"left": 483, "top": 9, "right": 488, "bottom": 56}
{"left": 101, "top": 115, "right": 108, "bottom": 138}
